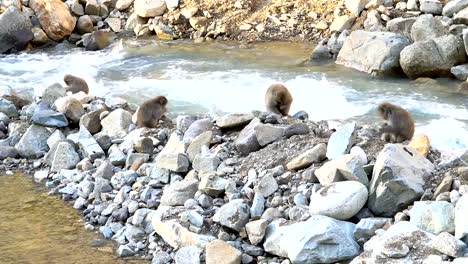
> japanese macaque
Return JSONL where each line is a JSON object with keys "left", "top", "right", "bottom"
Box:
{"left": 135, "top": 96, "right": 168, "bottom": 128}
{"left": 265, "top": 83, "right": 293, "bottom": 116}
{"left": 377, "top": 102, "right": 415, "bottom": 143}
{"left": 64, "top": 74, "right": 89, "bottom": 94}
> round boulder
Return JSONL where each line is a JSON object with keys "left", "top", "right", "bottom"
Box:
{"left": 309, "top": 181, "right": 368, "bottom": 220}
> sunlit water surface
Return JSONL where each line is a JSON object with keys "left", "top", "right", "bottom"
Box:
{"left": 1, "top": 40, "right": 467, "bottom": 154}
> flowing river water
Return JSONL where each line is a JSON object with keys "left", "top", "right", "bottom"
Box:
{"left": 0, "top": 40, "right": 467, "bottom": 262}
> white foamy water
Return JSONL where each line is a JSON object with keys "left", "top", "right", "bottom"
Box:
{"left": 0, "top": 40, "right": 467, "bottom": 153}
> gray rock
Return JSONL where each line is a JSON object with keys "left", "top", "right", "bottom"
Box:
{"left": 117, "top": 245, "right": 135, "bottom": 257}
{"left": 310, "top": 42, "right": 332, "bottom": 62}
{"left": 109, "top": 145, "right": 127, "bottom": 166}
{"left": 400, "top": 34, "right": 466, "bottom": 78}
{"left": 315, "top": 154, "right": 368, "bottom": 186}
{"left": 32, "top": 110, "right": 68, "bottom": 127}
{"left": 85, "top": 0, "right": 99, "bottom": 15}
{"left": 125, "top": 152, "right": 149, "bottom": 169}
{"left": 77, "top": 15, "right": 93, "bottom": 34}
{"left": 463, "top": 28, "right": 468, "bottom": 57}
{"left": 250, "top": 192, "right": 265, "bottom": 218}
{"left": 213, "top": 199, "right": 250, "bottom": 232}
{"left": 68, "top": 125, "right": 105, "bottom": 161}
{"left": 149, "top": 166, "right": 170, "bottom": 184}
{"left": 254, "top": 124, "right": 285, "bottom": 146}
{"left": 134, "top": 0, "right": 167, "bottom": 17}
{"left": 420, "top": 0, "right": 443, "bottom": 15}
{"left": 246, "top": 219, "right": 269, "bottom": 245}
{"left": 0, "top": 146, "right": 18, "bottom": 159}
{"left": 160, "top": 179, "right": 199, "bottom": 206}
{"left": 79, "top": 109, "right": 104, "bottom": 134}
{"left": 50, "top": 141, "right": 80, "bottom": 172}
{"left": 199, "top": 173, "right": 227, "bottom": 196}
{"left": 411, "top": 14, "right": 447, "bottom": 42}
{"left": 176, "top": 115, "right": 198, "bottom": 133}
{"left": 254, "top": 174, "right": 278, "bottom": 198}
{"left": 69, "top": 0, "right": 84, "bottom": 16}
{"left": 450, "top": 24, "right": 467, "bottom": 36}
{"left": 364, "top": 10, "right": 384, "bottom": 31}
{"left": 386, "top": 17, "right": 416, "bottom": 38}
{"left": 134, "top": 137, "right": 153, "bottom": 154}
{"left": 326, "top": 122, "right": 356, "bottom": 160}
{"left": 289, "top": 205, "right": 311, "bottom": 221}
{"left": 82, "top": 30, "right": 113, "bottom": 51}
{"left": 368, "top": 144, "right": 435, "bottom": 216}
{"left": 345, "top": 0, "right": 366, "bottom": 16}
{"left": 286, "top": 143, "right": 327, "bottom": 171}
{"left": 55, "top": 96, "right": 85, "bottom": 124}
{"left": 234, "top": 118, "right": 261, "bottom": 156}
{"left": 330, "top": 15, "right": 355, "bottom": 32}
{"left": 451, "top": 64, "right": 468, "bottom": 81}
{"left": 353, "top": 217, "right": 392, "bottom": 245}
{"left": 15, "top": 125, "right": 51, "bottom": 158}
{"left": 40, "top": 83, "right": 66, "bottom": 105}
{"left": 101, "top": 109, "right": 132, "bottom": 139}
{"left": 175, "top": 246, "right": 201, "bottom": 264}
{"left": 336, "top": 30, "right": 410, "bottom": 75}
{"left": 0, "top": 7, "right": 33, "bottom": 54}
{"left": 187, "top": 131, "right": 212, "bottom": 162}
{"left": 432, "top": 232, "right": 467, "bottom": 257}
{"left": 193, "top": 147, "right": 220, "bottom": 174}
{"left": 183, "top": 118, "right": 212, "bottom": 145}
{"left": 264, "top": 215, "right": 360, "bottom": 263}
{"left": 409, "top": 201, "right": 455, "bottom": 234}
{"left": 407, "top": 0, "right": 418, "bottom": 10}
{"left": 105, "top": 17, "right": 122, "bottom": 33}
{"left": 95, "top": 161, "right": 114, "bottom": 179}
{"left": 284, "top": 122, "right": 310, "bottom": 138}
{"left": 216, "top": 113, "right": 254, "bottom": 128}
{"left": 443, "top": 0, "right": 468, "bottom": 17}
{"left": 0, "top": 98, "right": 18, "bottom": 117}
{"left": 455, "top": 194, "right": 468, "bottom": 241}
{"left": 309, "top": 181, "right": 368, "bottom": 220}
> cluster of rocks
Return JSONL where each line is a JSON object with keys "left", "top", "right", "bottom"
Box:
{"left": 1, "top": 81, "right": 468, "bottom": 263}
{"left": 309, "top": 0, "right": 468, "bottom": 91}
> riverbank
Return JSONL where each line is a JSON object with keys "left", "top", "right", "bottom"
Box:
{"left": 1, "top": 85, "right": 468, "bottom": 263}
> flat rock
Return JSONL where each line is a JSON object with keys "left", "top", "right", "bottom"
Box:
{"left": 254, "top": 124, "right": 285, "bottom": 146}
{"left": 187, "top": 131, "right": 212, "bottom": 162}
{"left": 216, "top": 113, "right": 254, "bottom": 128}
{"left": 315, "top": 154, "right": 368, "bottom": 186}
{"left": 0, "top": 98, "right": 18, "bottom": 117}
{"left": 32, "top": 110, "right": 68, "bottom": 127}
{"left": 286, "top": 143, "right": 327, "bottom": 170}
{"left": 309, "top": 181, "right": 368, "bottom": 220}
{"left": 206, "top": 240, "right": 242, "bottom": 264}
{"left": 326, "top": 122, "right": 356, "bottom": 160}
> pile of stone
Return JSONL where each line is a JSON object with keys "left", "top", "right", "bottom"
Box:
{"left": 311, "top": 0, "right": 468, "bottom": 87}
{"left": 1, "top": 82, "right": 468, "bottom": 263}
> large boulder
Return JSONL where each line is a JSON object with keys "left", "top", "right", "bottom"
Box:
{"left": 400, "top": 34, "right": 467, "bottom": 78}
{"left": 368, "top": 144, "right": 435, "bottom": 216}
{"left": 134, "top": 0, "right": 167, "bottom": 17}
{"left": 15, "top": 125, "right": 51, "bottom": 158}
{"left": 264, "top": 215, "right": 361, "bottom": 263}
{"left": 0, "top": 7, "right": 33, "bottom": 54}
{"left": 29, "top": 0, "right": 76, "bottom": 41}
{"left": 336, "top": 30, "right": 410, "bottom": 75}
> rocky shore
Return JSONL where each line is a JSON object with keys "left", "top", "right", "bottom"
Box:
{"left": 1, "top": 82, "right": 468, "bottom": 263}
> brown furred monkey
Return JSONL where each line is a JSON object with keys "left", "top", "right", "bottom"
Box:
{"left": 265, "top": 83, "right": 293, "bottom": 116}
{"left": 64, "top": 74, "right": 89, "bottom": 94}
{"left": 377, "top": 102, "right": 415, "bottom": 143}
{"left": 135, "top": 96, "right": 168, "bottom": 128}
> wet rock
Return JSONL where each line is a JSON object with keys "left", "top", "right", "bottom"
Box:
{"left": 432, "top": 232, "right": 467, "bottom": 257}
{"left": 30, "top": 0, "right": 76, "bottom": 41}
{"left": 55, "top": 96, "right": 85, "bottom": 123}
{"left": 82, "top": 30, "right": 113, "bottom": 51}
{"left": 420, "top": 0, "right": 443, "bottom": 15}
{"left": 309, "top": 181, "right": 368, "bottom": 220}
{"left": 50, "top": 141, "right": 80, "bottom": 172}
{"left": 68, "top": 125, "right": 105, "bottom": 161}
{"left": 32, "top": 110, "right": 68, "bottom": 127}
{"left": 175, "top": 246, "right": 201, "bottom": 264}
{"left": 310, "top": 41, "right": 333, "bottom": 62}
{"left": 0, "top": 7, "right": 33, "bottom": 54}
{"left": 455, "top": 194, "right": 468, "bottom": 241}
{"left": 336, "top": 31, "right": 410, "bottom": 76}
{"left": 15, "top": 125, "right": 51, "bottom": 158}
{"left": 286, "top": 143, "right": 327, "bottom": 170}
{"left": 206, "top": 240, "right": 242, "bottom": 264}
{"left": 386, "top": 17, "right": 416, "bottom": 38}
{"left": 77, "top": 15, "right": 93, "bottom": 34}
{"left": 264, "top": 215, "right": 360, "bottom": 263}
{"left": 234, "top": 118, "right": 261, "bottom": 156}
{"left": 246, "top": 219, "right": 268, "bottom": 245}
{"left": 213, "top": 199, "right": 250, "bottom": 232}
{"left": 134, "top": 0, "right": 167, "bottom": 17}
{"left": 254, "top": 124, "right": 284, "bottom": 146}
{"left": 451, "top": 64, "right": 468, "bottom": 81}
{"left": 330, "top": 15, "right": 355, "bottom": 32}
{"left": 101, "top": 109, "right": 132, "bottom": 139}
{"left": 0, "top": 146, "right": 18, "bottom": 159}
{"left": 443, "top": 0, "right": 468, "bottom": 17}
{"left": 353, "top": 217, "right": 392, "bottom": 245}
{"left": 183, "top": 118, "right": 212, "bottom": 145}
{"left": 160, "top": 179, "right": 198, "bottom": 206}
{"left": 368, "top": 144, "right": 435, "bottom": 216}
{"left": 400, "top": 34, "right": 466, "bottom": 78}
{"left": 315, "top": 154, "right": 368, "bottom": 186}
{"left": 254, "top": 174, "right": 278, "bottom": 198}
{"left": 216, "top": 113, "right": 254, "bottom": 129}
{"left": 409, "top": 201, "right": 455, "bottom": 234}
{"left": 326, "top": 122, "right": 356, "bottom": 160}
{"left": 187, "top": 131, "right": 212, "bottom": 162}
{"left": 0, "top": 98, "right": 18, "bottom": 117}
